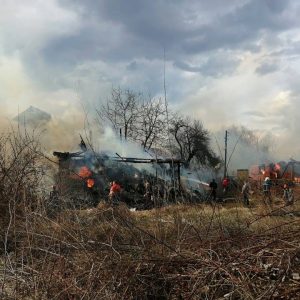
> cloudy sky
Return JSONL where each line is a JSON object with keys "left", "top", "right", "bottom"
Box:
{"left": 1, "top": 0, "right": 300, "bottom": 158}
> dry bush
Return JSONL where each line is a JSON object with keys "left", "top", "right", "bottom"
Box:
{"left": 0, "top": 128, "right": 46, "bottom": 250}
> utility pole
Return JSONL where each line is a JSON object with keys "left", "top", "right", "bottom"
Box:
{"left": 224, "top": 130, "right": 228, "bottom": 179}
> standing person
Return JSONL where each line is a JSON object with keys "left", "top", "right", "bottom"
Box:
{"left": 109, "top": 181, "right": 121, "bottom": 205}
{"left": 287, "top": 186, "right": 294, "bottom": 205}
{"left": 241, "top": 180, "right": 251, "bottom": 206}
{"left": 263, "top": 177, "right": 272, "bottom": 204}
{"left": 144, "top": 180, "right": 153, "bottom": 201}
{"left": 222, "top": 177, "right": 230, "bottom": 194}
{"left": 209, "top": 179, "right": 218, "bottom": 201}
{"left": 283, "top": 183, "right": 294, "bottom": 206}
{"left": 283, "top": 184, "right": 289, "bottom": 205}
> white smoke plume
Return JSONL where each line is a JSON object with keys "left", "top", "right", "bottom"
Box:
{"left": 213, "top": 125, "right": 276, "bottom": 175}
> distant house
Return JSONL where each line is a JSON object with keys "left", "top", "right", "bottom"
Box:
{"left": 14, "top": 106, "right": 51, "bottom": 127}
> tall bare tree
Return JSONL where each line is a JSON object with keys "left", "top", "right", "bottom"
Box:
{"left": 97, "top": 87, "right": 140, "bottom": 140}
{"left": 98, "top": 88, "right": 168, "bottom": 151}
{"left": 135, "top": 96, "right": 167, "bottom": 150}
{"left": 169, "top": 116, "right": 219, "bottom": 168}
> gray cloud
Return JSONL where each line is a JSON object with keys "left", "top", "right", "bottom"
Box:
{"left": 7, "top": 0, "right": 297, "bottom": 97}
{"left": 45, "top": 0, "right": 299, "bottom": 66}
{"left": 243, "top": 111, "right": 265, "bottom": 118}
{"left": 174, "top": 53, "right": 241, "bottom": 77}
{"left": 126, "top": 61, "right": 138, "bottom": 71}
{"left": 255, "top": 61, "right": 279, "bottom": 75}
{"left": 1, "top": 0, "right": 300, "bottom": 160}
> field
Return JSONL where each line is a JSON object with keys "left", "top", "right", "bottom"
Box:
{"left": 1, "top": 186, "right": 300, "bottom": 299}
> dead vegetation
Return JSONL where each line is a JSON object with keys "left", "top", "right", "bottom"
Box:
{"left": 1, "top": 130, "right": 300, "bottom": 299}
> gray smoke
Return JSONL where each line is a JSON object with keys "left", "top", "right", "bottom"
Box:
{"left": 213, "top": 125, "right": 276, "bottom": 175}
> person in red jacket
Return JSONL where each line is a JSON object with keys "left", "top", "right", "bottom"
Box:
{"left": 222, "top": 177, "right": 230, "bottom": 194}
{"left": 109, "top": 181, "right": 121, "bottom": 204}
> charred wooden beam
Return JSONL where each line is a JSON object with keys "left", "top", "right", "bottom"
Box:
{"left": 53, "top": 151, "right": 84, "bottom": 161}
{"left": 113, "top": 156, "right": 184, "bottom": 165}
{"left": 114, "top": 153, "right": 184, "bottom": 192}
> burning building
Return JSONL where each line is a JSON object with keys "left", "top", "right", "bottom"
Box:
{"left": 52, "top": 140, "right": 184, "bottom": 209}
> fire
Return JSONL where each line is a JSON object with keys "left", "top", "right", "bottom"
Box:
{"left": 79, "top": 166, "right": 92, "bottom": 178}
{"left": 87, "top": 178, "right": 95, "bottom": 188}
{"left": 274, "top": 163, "right": 281, "bottom": 171}
{"left": 294, "top": 177, "right": 300, "bottom": 183}
{"left": 78, "top": 166, "right": 95, "bottom": 188}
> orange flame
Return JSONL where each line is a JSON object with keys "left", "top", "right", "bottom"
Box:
{"left": 79, "top": 166, "right": 92, "bottom": 178}
{"left": 87, "top": 178, "right": 95, "bottom": 188}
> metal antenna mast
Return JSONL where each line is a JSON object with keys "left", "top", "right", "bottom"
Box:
{"left": 163, "top": 48, "right": 178, "bottom": 196}
{"left": 224, "top": 130, "right": 228, "bottom": 178}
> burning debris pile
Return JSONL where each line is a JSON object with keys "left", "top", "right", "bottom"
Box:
{"left": 249, "top": 160, "right": 300, "bottom": 183}
{"left": 51, "top": 140, "right": 189, "bottom": 211}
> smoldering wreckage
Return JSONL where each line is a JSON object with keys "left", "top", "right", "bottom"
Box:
{"left": 48, "top": 136, "right": 300, "bottom": 214}
{"left": 49, "top": 137, "right": 190, "bottom": 213}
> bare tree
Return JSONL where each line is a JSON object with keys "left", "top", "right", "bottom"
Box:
{"left": 169, "top": 116, "right": 219, "bottom": 168}
{"left": 97, "top": 88, "right": 168, "bottom": 151}
{"left": 97, "top": 87, "right": 140, "bottom": 140}
{"left": 135, "top": 96, "right": 167, "bottom": 150}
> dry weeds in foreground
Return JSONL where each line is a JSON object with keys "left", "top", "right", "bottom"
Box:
{"left": 1, "top": 130, "right": 300, "bottom": 299}
{"left": 2, "top": 201, "right": 300, "bottom": 299}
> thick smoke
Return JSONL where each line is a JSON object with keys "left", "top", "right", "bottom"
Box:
{"left": 95, "top": 126, "right": 175, "bottom": 181}
{"left": 213, "top": 125, "right": 276, "bottom": 175}
{"left": 5, "top": 107, "right": 280, "bottom": 185}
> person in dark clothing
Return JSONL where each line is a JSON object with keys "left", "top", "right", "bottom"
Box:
{"left": 209, "top": 179, "right": 218, "bottom": 201}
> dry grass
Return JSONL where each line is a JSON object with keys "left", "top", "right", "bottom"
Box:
{"left": 1, "top": 196, "right": 300, "bottom": 299}
{"left": 1, "top": 130, "right": 300, "bottom": 299}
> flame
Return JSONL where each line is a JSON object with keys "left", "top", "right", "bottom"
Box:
{"left": 294, "top": 177, "right": 300, "bottom": 183}
{"left": 79, "top": 166, "right": 92, "bottom": 178}
{"left": 87, "top": 178, "right": 95, "bottom": 188}
{"left": 274, "top": 163, "right": 281, "bottom": 171}
{"left": 260, "top": 169, "right": 265, "bottom": 175}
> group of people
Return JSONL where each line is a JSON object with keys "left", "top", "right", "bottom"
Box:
{"left": 209, "top": 176, "right": 295, "bottom": 206}
{"left": 208, "top": 176, "right": 252, "bottom": 205}
{"left": 242, "top": 177, "right": 295, "bottom": 206}
{"left": 108, "top": 171, "right": 297, "bottom": 207}
{"left": 208, "top": 177, "right": 231, "bottom": 202}
{"left": 241, "top": 177, "right": 267, "bottom": 206}
{"left": 108, "top": 180, "right": 155, "bottom": 205}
